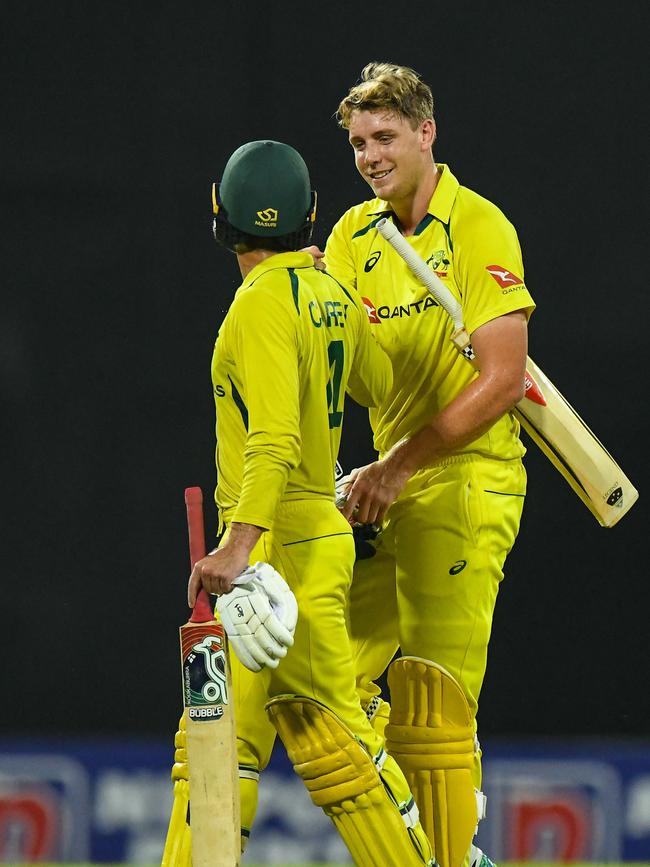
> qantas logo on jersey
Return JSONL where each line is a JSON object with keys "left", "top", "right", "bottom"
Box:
{"left": 362, "top": 297, "right": 381, "bottom": 323}
{"left": 361, "top": 295, "right": 439, "bottom": 323}
{"left": 364, "top": 251, "right": 382, "bottom": 272}
{"left": 485, "top": 265, "right": 523, "bottom": 288}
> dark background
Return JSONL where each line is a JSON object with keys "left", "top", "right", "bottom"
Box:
{"left": 3, "top": 1, "right": 648, "bottom": 740}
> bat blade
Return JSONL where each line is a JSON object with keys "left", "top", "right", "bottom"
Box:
{"left": 181, "top": 486, "right": 240, "bottom": 866}
{"left": 514, "top": 360, "right": 638, "bottom": 527}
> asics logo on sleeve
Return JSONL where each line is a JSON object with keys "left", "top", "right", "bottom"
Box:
{"left": 485, "top": 265, "right": 523, "bottom": 288}
{"left": 364, "top": 251, "right": 382, "bottom": 272}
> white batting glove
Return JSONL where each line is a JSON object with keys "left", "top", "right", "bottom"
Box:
{"left": 216, "top": 562, "right": 298, "bottom": 673}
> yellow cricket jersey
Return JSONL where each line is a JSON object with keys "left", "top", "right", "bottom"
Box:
{"left": 211, "top": 251, "right": 392, "bottom": 530}
{"left": 324, "top": 164, "right": 536, "bottom": 461}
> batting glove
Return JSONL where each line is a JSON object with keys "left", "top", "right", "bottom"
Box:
{"left": 216, "top": 562, "right": 298, "bottom": 673}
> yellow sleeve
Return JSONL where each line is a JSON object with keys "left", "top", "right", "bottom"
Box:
{"left": 346, "top": 291, "right": 393, "bottom": 407}
{"left": 324, "top": 212, "right": 358, "bottom": 290}
{"left": 454, "top": 200, "right": 535, "bottom": 336}
{"left": 230, "top": 282, "right": 301, "bottom": 529}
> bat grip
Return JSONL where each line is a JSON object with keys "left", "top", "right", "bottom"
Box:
{"left": 184, "top": 486, "right": 213, "bottom": 623}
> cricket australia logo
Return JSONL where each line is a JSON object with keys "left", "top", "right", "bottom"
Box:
{"left": 426, "top": 249, "right": 450, "bottom": 276}
{"left": 255, "top": 207, "right": 278, "bottom": 228}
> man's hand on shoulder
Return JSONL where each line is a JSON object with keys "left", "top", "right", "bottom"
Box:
{"left": 301, "top": 245, "right": 326, "bottom": 271}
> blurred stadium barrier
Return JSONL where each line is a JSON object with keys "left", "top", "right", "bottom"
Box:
{"left": 1, "top": 737, "right": 649, "bottom": 863}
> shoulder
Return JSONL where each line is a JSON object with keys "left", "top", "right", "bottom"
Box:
{"left": 241, "top": 265, "right": 296, "bottom": 297}
{"left": 452, "top": 182, "right": 517, "bottom": 237}
{"left": 231, "top": 270, "right": 297, "bottom": 322}
{"left": 330, "top": 196, "right": 387, "bottom": 240}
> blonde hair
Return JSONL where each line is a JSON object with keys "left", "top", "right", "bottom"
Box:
{"left": 337, "top": 62, "right": 434, "bottom": 129}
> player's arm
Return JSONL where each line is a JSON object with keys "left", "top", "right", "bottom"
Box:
{"left": 387, "top": 310, "right": 527, "bottom": 466}
{"left": 232, "top": 286, "right": 302, "bottom": 525}
{"left": 341, "top": 311, "right": 528, "bottom": 525}
{"left": 191, "top": 284, "right": 301, "bottom": 597}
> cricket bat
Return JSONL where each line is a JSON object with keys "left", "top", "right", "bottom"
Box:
{"left": 181, "top": 486, "right": 240, "bottom": 866}
{"left": 376, "top": 218, "right": 638, "bottom": 527}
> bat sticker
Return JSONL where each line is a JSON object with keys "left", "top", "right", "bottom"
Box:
{"left": 182, "top": 622, "right": 229, "bottom": 720}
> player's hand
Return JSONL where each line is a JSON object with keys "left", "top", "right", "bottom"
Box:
{"left": 335, "top": 472, "right": 355, "bottom": 510}
{"left": 339, "top": 459, "right": 410, "bottom": 526}
{"left": 301, "top": 244, "right": 326, "bottom": 271}
{"left": 187, "top": 545, "right": 250, "bottom": 605}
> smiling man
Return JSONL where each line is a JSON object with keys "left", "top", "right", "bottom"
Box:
{"left": 324, "top": 62, "right": 536, "bottom": 867}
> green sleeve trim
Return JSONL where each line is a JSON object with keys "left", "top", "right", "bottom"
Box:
{"left": 288, "top": 268, "right": 300, "bottom": 314}
{"left": 351, "top": 212, "right": 391, "bottom": 239}
{"left": 228, "top": 375, "right": 249, "bottom": 430}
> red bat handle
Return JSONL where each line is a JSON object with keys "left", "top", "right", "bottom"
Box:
{"left": 184, "top": 486, "right": 213, "bottom": 623}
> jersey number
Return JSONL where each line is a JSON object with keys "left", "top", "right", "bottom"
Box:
{"left": 326, "top": 340, "right": 344, "bottom": 429}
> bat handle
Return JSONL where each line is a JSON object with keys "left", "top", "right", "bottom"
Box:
{"left": 185, "top": 486, "right": 207, "bottom": 564}
{"left": 191, "top": 589, "right": 214, "bottom": 623}
{"left": 184, "top": 486, "right": 214, "bottom": 623}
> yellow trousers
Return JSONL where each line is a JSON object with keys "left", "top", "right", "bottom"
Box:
{"left": 232, "top": 498, "right": 410, "bottom": 833}
{"left": 349, "top": 455, "right": 527, "bottom": 790}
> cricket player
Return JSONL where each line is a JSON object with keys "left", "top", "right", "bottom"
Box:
{"left": 324, "top": 63, "right": 536, "bottom": 867}
{"left": 167, "top": 140, "right": 435, "bottom": 865}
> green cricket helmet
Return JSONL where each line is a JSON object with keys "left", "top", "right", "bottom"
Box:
{"left": 212, "top": 140, "right": 317, "bottom": 250}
